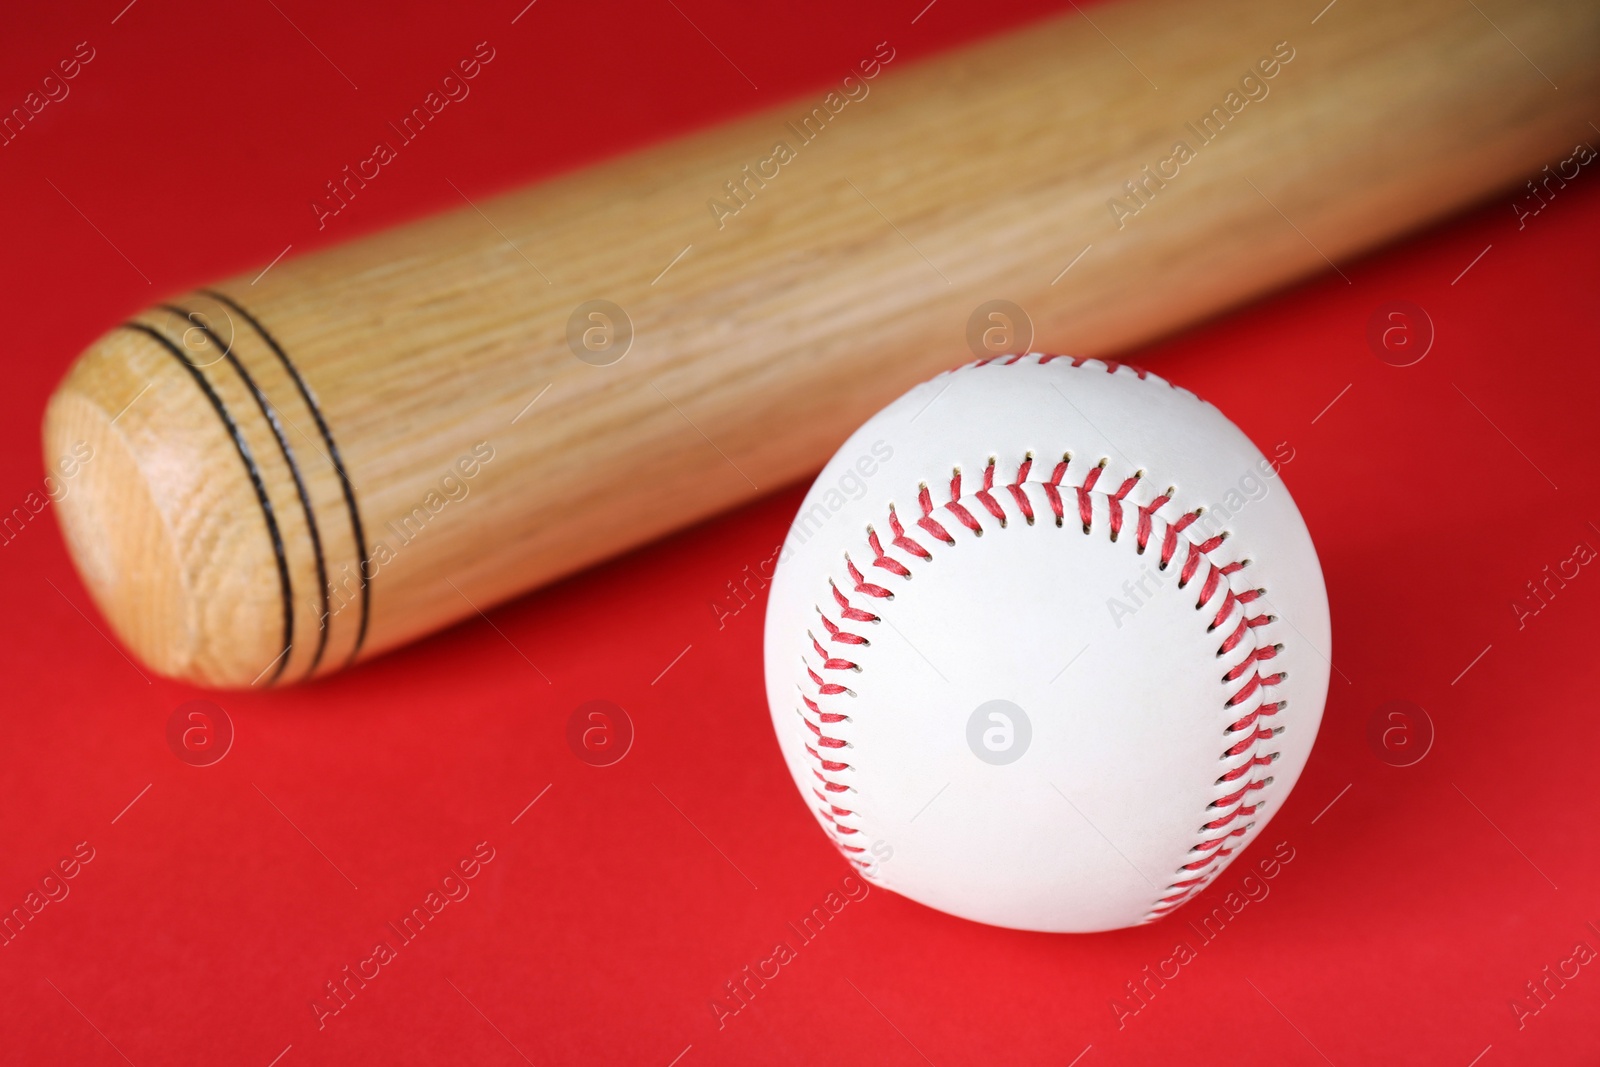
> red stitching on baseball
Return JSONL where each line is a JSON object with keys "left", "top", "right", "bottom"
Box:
{"left": 819, "top": 611, "right": 868, "bottom": 647}
{"left": 1076, "top": 460, "right": 1104, "bottom": 532}
{"left": 1040, "top": 454, "right": 1070, "bottom": 525}
{"left": 1106, "top": 472, "right": 1139, "bottom": 542}
{"left": 845, "top": 556, "right": 892, "bottom": 600}
{"left": 1008, "top": 455, "right": 1036, "bottom": 524}
{"left": 830, "top": 581, "right": 878, "bottom": 623}
{"left": 887, "top": 506, "right": 932, "bottom": 561}
{"left": 976, "top": 461, "right": 1007, "bottom": 525}
{"left": 865, "top": 529, "right": 907, "bottom": 579}
{"left": 915, "top": 485, "right": 956, "bottom": 545}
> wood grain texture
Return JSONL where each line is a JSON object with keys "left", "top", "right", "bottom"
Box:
{"left": 43, "top": 0, "right": 1600, "bottom": 687}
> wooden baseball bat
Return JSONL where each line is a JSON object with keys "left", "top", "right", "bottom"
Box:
{"left": 43, "top": 0, "right": 1598, "bottom": 688}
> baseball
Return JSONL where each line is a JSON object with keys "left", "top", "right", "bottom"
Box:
{"left": 763, "top": 355, "right": 1331, "bottom": 932}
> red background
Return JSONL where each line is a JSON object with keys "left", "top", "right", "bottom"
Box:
{"left": 2, "top": 1, "right": 1597, "bottom": 1064}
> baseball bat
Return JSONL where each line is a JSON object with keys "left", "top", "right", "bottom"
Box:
{"left": 42, "top": 0, "right": 1598, "bottom": 688}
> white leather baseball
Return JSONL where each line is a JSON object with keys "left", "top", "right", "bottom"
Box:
{"left": 763, "top": 355, "right": 1330, "bottom": 933}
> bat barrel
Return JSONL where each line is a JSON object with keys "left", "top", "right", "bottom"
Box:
{"left": 47, "top": 292, "right": 370, "bottom": 686}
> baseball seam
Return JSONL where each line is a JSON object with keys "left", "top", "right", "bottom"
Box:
{"left": 791, "top": 355, "right": 1286, "bottom": 923}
